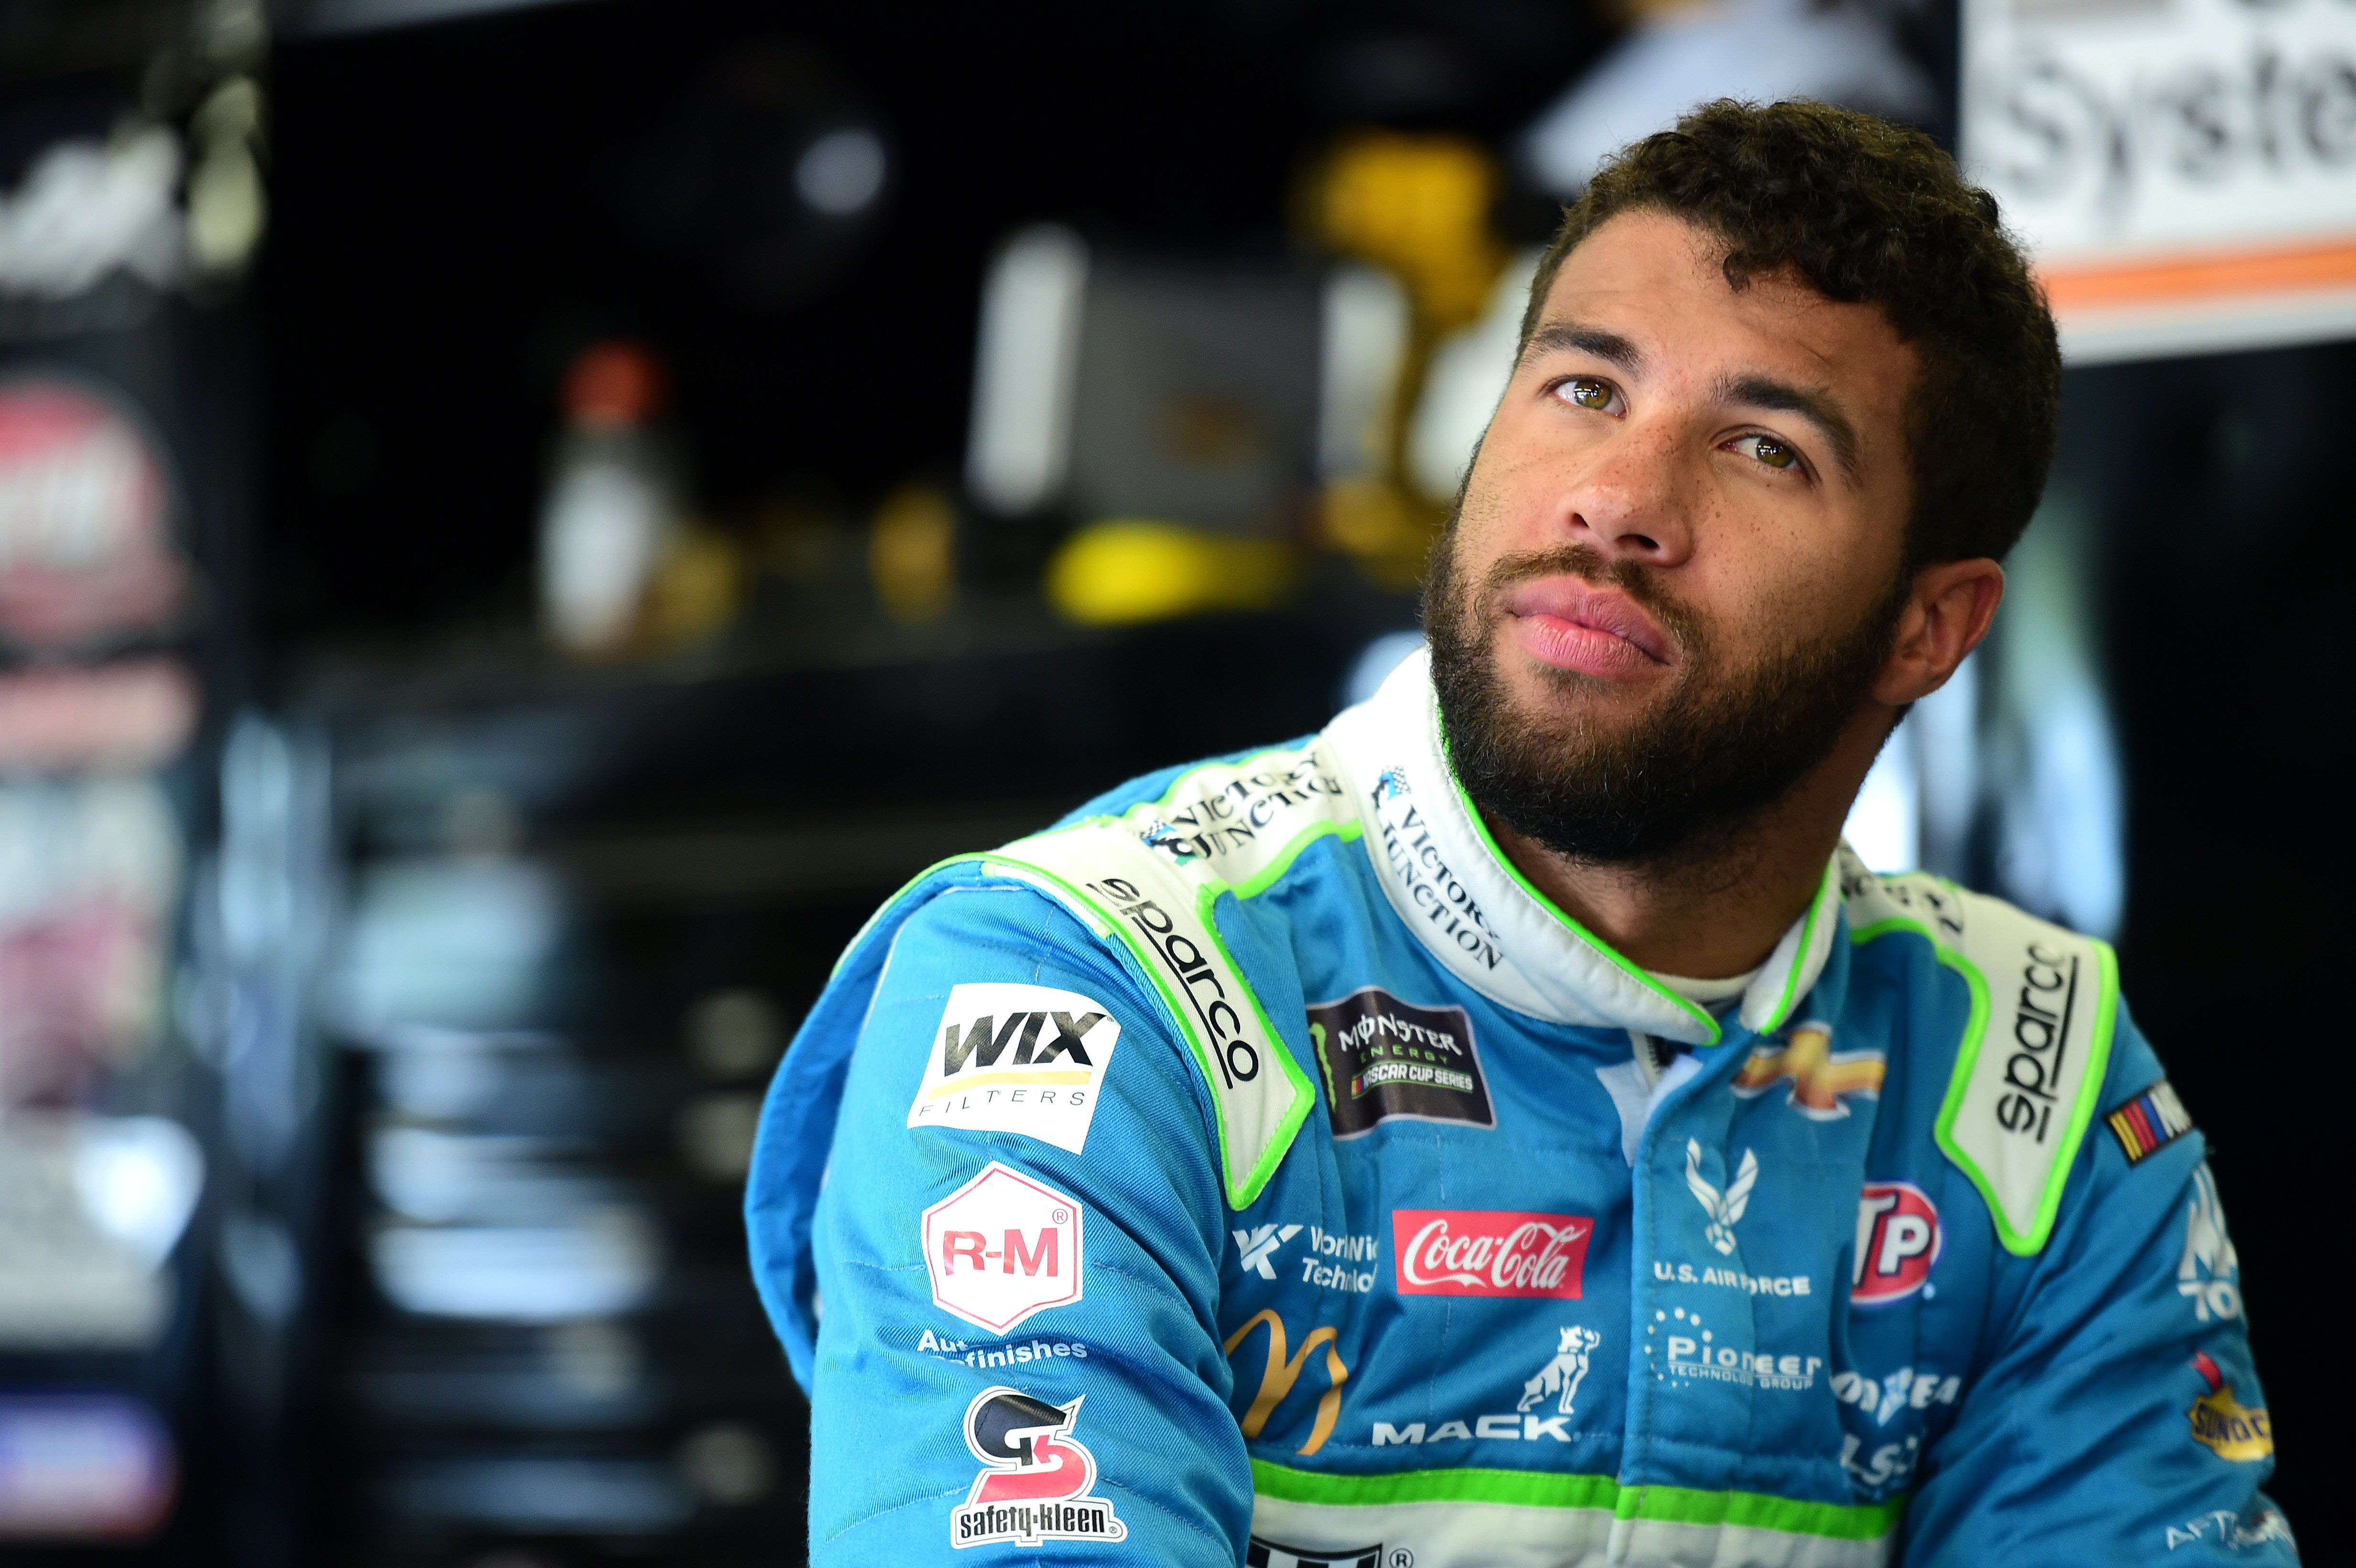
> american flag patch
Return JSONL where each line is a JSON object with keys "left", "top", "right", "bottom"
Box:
{"left": 2105, "top": 1078, "right": 2194, "bottom": 1165}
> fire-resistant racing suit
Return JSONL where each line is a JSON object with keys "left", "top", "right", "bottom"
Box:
{"left": 745, "top": 649, "right": 2294, "bottom": 1566}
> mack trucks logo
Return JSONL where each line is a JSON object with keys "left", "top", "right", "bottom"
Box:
{"left": 2187, "top": 1351, "right": 2272, "bottom": 1462}
{"left": 1392, "top": 1209, "right": 1588, "bottom": 1298}
{"left": 1683, "top": 1140, "right": 1759, "bottom": 1255}
{"left": 1372, "top": 1324, "right": 1604, "bottom": 1446}
{"left": 1995, "top": 941, "right": 2083, "bottom": 1144}
{"left": 950, "top": 1387, "right": 1126, "bottom": 1548}
{"left": 1852, "top": 1182, "right": 1942, "bottom": 1305}
{"left": 1308, "top": 988, "right": 1493, "bottom": 1137}
{"left": 908, "top": 983, "right": 1119, "bottom": 1153}
{"left": 1083, "top": 874, "right": 1261, "bottom": 1089}
{"left": 921, "top": 1163, "right": 1083, "bottom": 1334}
{"left": 1517, "top": 1326, "right": 1602, "bottom": 1415}
{"left": 1731, "top": 1022, "right": 1885, "bottom": 1119}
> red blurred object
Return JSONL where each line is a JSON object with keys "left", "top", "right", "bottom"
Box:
{"left": 0, "top": 658, "right": 198, "bottom": 773}
{"left": 562, "top": 342, "right": 668, "bottom": 430}
{"left": 0, "top": 379, "right": 185, "bottom": 650}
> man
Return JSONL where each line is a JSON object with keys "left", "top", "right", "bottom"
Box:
{"left": 746, "top": 101, "right": 2293, "bottom": 1565}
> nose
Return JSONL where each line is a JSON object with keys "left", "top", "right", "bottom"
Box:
{"left": 1558, "top": 420, "right": 1693, "bottom": 567}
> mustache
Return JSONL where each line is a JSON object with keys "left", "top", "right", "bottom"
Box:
{"left": 1470, "top": 544, "right": 1704, "bottom": 655}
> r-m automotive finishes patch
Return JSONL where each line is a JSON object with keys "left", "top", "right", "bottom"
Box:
{"left": 1307, "top": 986, "right": 1492, "bottom": 1137}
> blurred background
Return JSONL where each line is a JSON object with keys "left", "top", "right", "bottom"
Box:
{"left": 0, "top": 0, "right": 2348, "bottom": 1562}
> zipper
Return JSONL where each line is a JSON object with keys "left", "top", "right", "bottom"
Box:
{"left": 1632, "top": 1031, "right": 1666, "bottom": 1088}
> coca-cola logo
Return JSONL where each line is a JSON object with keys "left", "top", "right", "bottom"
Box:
{"left": 1391, "top": 1209, "right": 1590, "bottom": 1299}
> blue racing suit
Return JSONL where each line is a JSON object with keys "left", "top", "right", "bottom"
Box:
{"left": 746, "top": 649, "right": 2293, "bottom": 1566}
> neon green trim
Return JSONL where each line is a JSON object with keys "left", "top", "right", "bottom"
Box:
{"left": 981, "top": 808, "right": 1346, "bottom": 1209}
{"left": 1192, "top": 883, "right": 1317, "bottom": 1203}
{"left": 1755, "top": 858, "right": 1840, "bottom": 1034}
{"left": 1231, "top": 819, "right": 1362, "bottom": 899}
{"left": 1444, "top": 775, "right": 1720, "bottom": 1045}
{"left": 1248, "top": 1460, "right": 1903, "bottom": 1541}
{"left": 1860, "top": 910, "right": 2117, "bottom": 1257}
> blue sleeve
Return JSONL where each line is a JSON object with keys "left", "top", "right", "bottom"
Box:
{"left": 1903, "top": 1006, "right": 2297, "bottom": 1563}
{"left": 805, "top": 882, "right": 1251, "bottom": 1565}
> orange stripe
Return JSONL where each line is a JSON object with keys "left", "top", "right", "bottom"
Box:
{"left": 2038, "top": 236, "right": 2356, "bottom": 311}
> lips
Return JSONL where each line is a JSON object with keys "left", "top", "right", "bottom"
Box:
{"left": 1500, "top": 577, "right": 1676, "bottom": 677}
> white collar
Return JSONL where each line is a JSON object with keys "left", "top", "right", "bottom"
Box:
{"left": 1323, "top": 647, "right": 1843, "bottom": 1046}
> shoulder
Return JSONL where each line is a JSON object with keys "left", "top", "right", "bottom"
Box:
{"left": 1840, "top": 858, "right": 2121, "bottom": 1258}
{"left": 977, "top": 739, "right": 1346, "bottom": 1210}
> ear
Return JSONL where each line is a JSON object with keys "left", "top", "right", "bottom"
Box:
{"left": 1873, "top": 557, "right": 2004, "bottom": 707}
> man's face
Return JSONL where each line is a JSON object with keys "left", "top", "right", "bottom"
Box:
{"left": 1428, "top": 208, "right": 1921, "bottom": 866}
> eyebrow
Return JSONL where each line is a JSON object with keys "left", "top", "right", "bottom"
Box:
{"left": 1714, "top": 373, "right": 1862, "bottom": 481}
{"left": 1520, "top": 320, "right": 1644, "bottom": 374}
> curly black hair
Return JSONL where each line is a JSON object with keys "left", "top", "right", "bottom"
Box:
{"left": 1519, "top": 99, "right": 2061, "bottom": 571}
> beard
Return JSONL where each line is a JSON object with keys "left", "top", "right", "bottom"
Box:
{"left": 1425, "top": 529, "right": 1907, "bottom": 869}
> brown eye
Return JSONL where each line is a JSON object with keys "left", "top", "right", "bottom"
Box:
{"left": 1739, "top": 435, "right": 1799, "bottom": 470}
{"left": 1563, "top": 378, "right": 1613, "bottom": 411}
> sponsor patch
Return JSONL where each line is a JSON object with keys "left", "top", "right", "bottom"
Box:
{"left": 1308, "top": 987, "right": 1492, "bottom": 1137}
{"left": 1234, "top": 1222, "right": 1302, "bottom": 1279}
{"left": 2187, "top": 1351, "right": 2272, "bottom": 1462}
{"left": 2180, "top": 1163, "right": 2243, "bottom": 1324}
{"left": 908, "top": 983, "right": 1119, "bottom": 1153}
{"left": 1682, "top": 1140, "right": 1759, "bottom": 1255}
{"left": 1646, "top": 1306, "right": 1821, "bottom": 1391}
{"left": 950, "top": 1387, "right": 1126, "bottom": 1548}
{"left": 1851, "top": 1181, "right": 1942, "bottom": 1305}
{"left": 1370, "top": 1325, "right": 1602, "bottom": 1447}
{"left": 1247, "top": 1540, "right": 1383, "bottom": 1568}
{"left": 2105, "top": 1078, "right": 2194, "bottom": 1165}
{"left": 1649, "top": 1260, "right": 1811, "bottom": 1296}
{"left": 921, "top": 1163, "right": 1083, "bottom": 1334}
{"left": 1225, "top": 1309, "right": 1350, "bottom": 1457}
{"left": 916, "top": 1327, "right": 1091, "bottom": 1368}
{"left": 1732, "top": 1021, "right": 1885, "bottom": 1119}
{"left": 1393, "top": 1209, "right": 1589, "bottom": 1299}
{"left": 1831, "top": 1366, "right": 1960, "bottom": 1426}
{"left": 2163, "top": 1507, "right": 2295, "bottom": 1552}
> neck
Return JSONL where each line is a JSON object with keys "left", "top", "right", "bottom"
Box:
{"left": 1485, "top": 707, "right": 1891, "bottom": 979}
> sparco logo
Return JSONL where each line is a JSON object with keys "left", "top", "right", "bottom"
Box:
{"left": 1392, "top": 1209, "right": 1589, "bottom": 1299}
{"left": 950, "top": 1387, "right": 1126, "bottom": 1548}
{"left": 1996, "top": 941, "right": 2083, "bottom": 1143}
{"left": 1851, "top": 1182, "right": 1942, "bottom": 1305}
{"left": 1085, "top": 874, "right": 1259, "bottom": 1089}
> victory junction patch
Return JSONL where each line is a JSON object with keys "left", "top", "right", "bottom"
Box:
{"left": 1306, "top": 987, "right": 1492, "bottom": 1137}
{"left": 2104, "top": 1078, "right": 2194, "bottom": 1165}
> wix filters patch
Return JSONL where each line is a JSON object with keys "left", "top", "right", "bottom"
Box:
{"left": 908, "top": 983, "right": 1119, "bottom": 1153}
